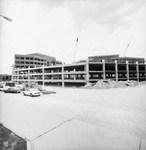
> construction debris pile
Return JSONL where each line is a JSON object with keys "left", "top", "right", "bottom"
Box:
{"left": 20, "top": 82, "right": 56, "bottom": 94}
{"left": 21, "top": 82, "right": 43, "bottom": 91}
{"left": 83, "top": 80, "right": 146, "bottom": 89}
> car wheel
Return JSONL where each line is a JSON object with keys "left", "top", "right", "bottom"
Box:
{"left": 23, "top": 92, "right": 26, "bottom": 96}
{"left": 30, "top": 93, "right": 33, "bottom": 97}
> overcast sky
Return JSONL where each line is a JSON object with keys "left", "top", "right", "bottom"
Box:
{"left": 0, "top": 0, "right": 146, "bottom": 74}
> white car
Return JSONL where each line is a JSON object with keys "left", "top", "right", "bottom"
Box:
{"left": 0, "top": 85, "right": 10, "bottom": 91}
{"left": 4, "top": 86, "right": 21, "bottom": 93}
{"left": 23, "top": 88, "right": 41, "bottom": 97}
{"left": 0, "top": 85, "right": 4, "bottom": 91}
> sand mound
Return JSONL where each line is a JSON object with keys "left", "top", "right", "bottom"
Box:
{"left": 83, "top": 82, "right": 95, "bottom": 89}
{"left": 84, "top": 80, "right": 145, "bottom": 89}
{"left": 93, "top": 80, "right": 108, "bottom": 89}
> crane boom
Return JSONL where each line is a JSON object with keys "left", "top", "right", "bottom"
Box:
{"left": 123, "top": 35, "right": 133, "bottom": 57}
{"left": 123, "top": 43, "right": 130, "bottom": 57}
{"left": 73, "top": 29, "right": 82, "bottom": 63}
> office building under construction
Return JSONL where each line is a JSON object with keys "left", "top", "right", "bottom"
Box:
{"left": 12, "top": 54, "right": 146, "bottom": 87}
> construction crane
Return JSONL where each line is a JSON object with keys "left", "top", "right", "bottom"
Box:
{"left": 73, "top": 29, "right": 82, "bottom": 63}
{"left": 123, "top": 35, "right": 133, "bottom": 57}
{"left": 0, "top": 14, "right": 13, "bottom": 22}
{"left": 123, "top": 43, "right": 130, "bottom": 57}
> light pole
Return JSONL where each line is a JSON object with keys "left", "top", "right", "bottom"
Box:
{"left": 0, "top": 14, "right": 13, "bottom": 22}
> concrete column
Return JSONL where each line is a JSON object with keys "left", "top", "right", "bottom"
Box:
{"left": 85, "top": 59, "right": 89, "bottom": 83}
{"left": 42, "top": 67, "right": 45, "bottom": 86}
{"left": 12, "top": 70, "right": 14, "bottom": 82}
{"left": 28, "top": 67, "right": 30, "bottom": 84}
{"left": 145, "top": 63, "right": 146, "bottom": 80}
{"left": 62, "top": 63, "right": 64, "bottom": 87}
{"left": 102, "top": 59, "right": 106, "bottom": 80}
{"left": 126, "top": 60, "right": 129, "bottom": 81}
{"left": 115, "top": 60, "right": 118, "bottom": 81}
{"left": 136, "top": 61, "right": 139, "bottom": 82}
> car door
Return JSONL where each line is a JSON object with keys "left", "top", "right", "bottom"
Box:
{"left": 28, "top": 89, "right": 34, "bottom": 96}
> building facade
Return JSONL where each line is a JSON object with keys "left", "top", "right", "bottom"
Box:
{"left": 88, "top": 54, "right": 120, "bottom": 62}
{"left": 12, "top": 55, "right": 146, "bottom": 87}
{"left": 14, "top": 53, "right": 63, "bottom": 69}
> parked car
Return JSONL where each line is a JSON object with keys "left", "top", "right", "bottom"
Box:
{"left": 0, "top": 85, "right": 4, "bottom": 91}
{"left": 23, "top": 88, "right": 41, "bottom": 97}
{"left": 0, "top": 85, "right": 10, "bottom": 91}
{"left": 4, "top": 86, "right": 21, "bottom": 93}
{"left": 5, "top": 81, "right": 15, "bottom": 87}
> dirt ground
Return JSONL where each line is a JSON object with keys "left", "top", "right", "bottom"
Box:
{"left": 0, "top": 124, "right": 26, "bottom": 150}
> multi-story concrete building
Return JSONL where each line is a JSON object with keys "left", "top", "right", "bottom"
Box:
{"left": 88, "top": 54, "right": 145, "bottom": 63}
{"left": 14, "top": 53, "right": 62, "bottom": 69}
{"left": 88, "top": 54, "right": 120, "bottom": 62}
{"left": 12, "top": 54, "right": 146, "bottom": 87}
